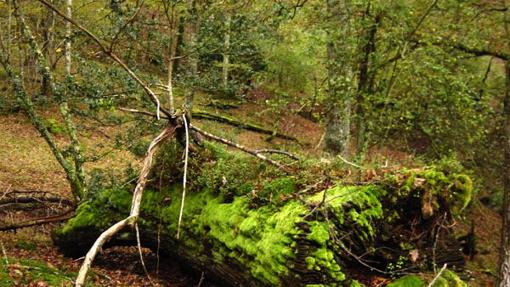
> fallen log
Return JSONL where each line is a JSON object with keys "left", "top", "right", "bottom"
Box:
{"left": 52, "top": 142, "right": 472, "bottom": 286}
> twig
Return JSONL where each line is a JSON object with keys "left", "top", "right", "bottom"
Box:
{"left": 337, "top": 155, "right": 364, "bottom": 169}
{"left": 75, "top": 125, "right": 176, "bottom": 287}
{"left": 197, "top": 272, "right": 205, "bottom": 287}
{"left": 254, "top": 149, "right": 299, "bottom": 160}
{"left": 135, "top": 223, "right": 155, "bottom": 286}
{"left": 1, "top": 240, "right": 8, "bottom": 265}
{"left": 427, "top": 263, "right": 447, "bottom": 287}
{"left": 177, "top": 115, "right": 190, "bottom": 239}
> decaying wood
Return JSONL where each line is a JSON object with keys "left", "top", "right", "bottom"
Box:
{"left": 54, "top": 163, "right": 470, "bottom": 286}
{"left": 255, "top": 149, "right": 300, "bottom": 160}
{"left": 118, "top": 107, "right": 297, "bottom": 142}
{"left": 0, "top": 191, "right": 74, "bottom": 208}
{"left": 75, "top": 125, "right": 177, "bottom": 287}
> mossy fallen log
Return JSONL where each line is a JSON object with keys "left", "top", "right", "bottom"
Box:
{"left": 53, "top": 143, "right": 472, "bottom": 286}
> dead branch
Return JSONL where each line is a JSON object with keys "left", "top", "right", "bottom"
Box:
{"left": 0, "top": 209, "right": 74, "bottom": 231}
{"left": 189, "top": 124, "right": 289, "bottom": 172}
{"left": 0, "top": 191, "right": 74, "bottom": 207}
{"left": 75, "top": 125, "right": 177, "bottom": 287}
{"left": 254, "top": 149, "right": 300, "bottom": 160}
{"left": 177, "top": 115, "right": 190, "bottom": 239}
{"left": 427, "top": 263, "right": 448, "bottom": 287}
{"left": 193, "top": 110, "right": 297, "bottom": 141}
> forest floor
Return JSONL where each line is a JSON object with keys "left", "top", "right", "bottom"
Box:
{"left": 0, "top": 95, "right": 503, "bottom": 286}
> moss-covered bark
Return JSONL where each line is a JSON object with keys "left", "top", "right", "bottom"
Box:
{"left": 53, "top": 143, "right": 472, "bottom": 286}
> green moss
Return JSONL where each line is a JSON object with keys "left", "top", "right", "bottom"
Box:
{"left": 431, "top": 270, "right": 468, "bottom": 287}
{"left": 308, "top": 185, "right": 384, "bottom": 239}
{"left": 307, "top": 222, "right": 330, "bottom": 246}
{"left": 387, "top": 275, "right": 426, "bottom": 287}
{"left": 349, "top": 280, "right": 366, "bottom": 287}
{"left": 390, "top": 168, "right": 473, "bottom": 218}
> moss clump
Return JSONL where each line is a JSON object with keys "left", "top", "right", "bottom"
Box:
{"left": 430, "top": 270, "right": 468, "bottom": 287}
{"left": 387, "top": 275, "right": 425, "bottom": 287}
{"left": 390, "top": 168, "right": 473, "bottom": 218}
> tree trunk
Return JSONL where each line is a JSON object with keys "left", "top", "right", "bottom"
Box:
{"left": 53, "top": 144, "right": 472, "bottom": 286}
{"left": 355, "top": 9, "right": 379, "bottom": 155}
{"left": 223, "top": 13, "right": 231, "bottom": 89}
{"left": 498, "top": 62, "right": 510, "bottom": 287}
{"left": 324, "top": 0, "right": 353, "bottom": 156}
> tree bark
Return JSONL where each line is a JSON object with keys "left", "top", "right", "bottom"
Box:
{"left": 324, "top": 0, "right": 353, "bottom": 156}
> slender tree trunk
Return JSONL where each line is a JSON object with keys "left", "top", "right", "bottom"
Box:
{"left": 65, "top": 0, "right": 72, "bottom": 76}
{"left": 499, "top": 2, "right": 510, "bottom": 285}
{"left": 324, "top": 0, "right": 353, "bottom": 156}
{"left": 165, "top": 3, "right": 179, "bottom": 114}
{"left": 355, "top": 9, "right": 379, "bottom": 155}
{"left": 223, "top": 13, "right": 231, "bottom": 89}
{"left": 499, "top": 62, "right": 510, "bottom": 287}
{"left": 41, "top": 1, "right": 55, "bottom": 97}
{"left": 7, "top": 0, "right": 11, "bottom": 54}
{"left": 184, "top": 0, "right": 198, "bottom": 115}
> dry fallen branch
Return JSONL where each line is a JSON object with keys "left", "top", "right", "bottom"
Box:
{"left": 0, "top": 209, "right": 75, "bottom": 231}
{"left": 0, "top": 191, "right": 74, "bottom": 207}
{"left": 119, "top": 107, "right": 297, "bottom": 141}
{"left": 177, "top": 115, "right": 190, "bottom": 239}
{"left": 75, "top": 125, "right": 177, "bottom": 287}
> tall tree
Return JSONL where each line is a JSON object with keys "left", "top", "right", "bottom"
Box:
{"left": 324, "top": 0, "right": 354, "bottom": 156}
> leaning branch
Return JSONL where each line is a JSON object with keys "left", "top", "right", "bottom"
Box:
{"left": 119, "top": 107, "right": 297, "bottom": 141}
